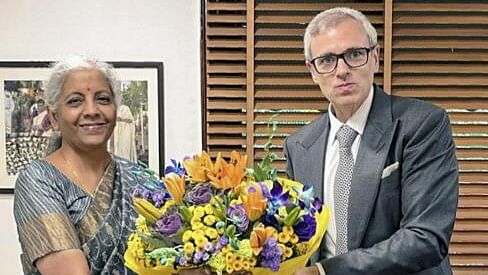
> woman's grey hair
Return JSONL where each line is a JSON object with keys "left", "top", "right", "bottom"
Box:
{"left": 303, "top": 7, "right": 378, "bottom": 61}
{"left": 44, "top": 55, "right": 121, "bottom": 112}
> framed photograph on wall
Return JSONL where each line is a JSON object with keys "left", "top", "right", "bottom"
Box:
{"left": 0, "top": 61, "right": 164, "bottom": 193}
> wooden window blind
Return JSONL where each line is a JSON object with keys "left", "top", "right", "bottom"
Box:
{"left": 203, "top": 1, "right": 488, "bottom": 273}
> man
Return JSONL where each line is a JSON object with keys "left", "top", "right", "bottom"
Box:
{"left": 286, "top": 7, "right": 459, "bottom": 275}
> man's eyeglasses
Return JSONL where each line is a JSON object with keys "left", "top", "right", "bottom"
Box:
{"left": 309, "top": 46, "right": 376, "bottom": 74}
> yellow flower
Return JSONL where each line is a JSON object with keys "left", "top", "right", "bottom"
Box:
{"left": 182, "top": 230, "right": 193, "bottom": 242}
{"left": 296, "top": 242, "right": 308, "bottom": 255}
{"left": 203, "top": 215, "right": 217, "bottom": 226}
{"left": 205, "top": 227, "right": 219, "bottom": 239}
{"left": 204, "top": 204, "right": 214, "bottom": 215}
{"left": 226, "top": 252, "right": 234, "bottom": 263}
{"left": 226, "top": 265, "right": 234, "bottom": 274}
{"left": 290, "top": 234, "right": 299, "bottom": 244}
{"left": 183, "top": 151, "right": 214, "bottom": 182}
{"left": 278, "top": 232, "right": 290, "bottom": 243}
{"left": 194, "top": 206, "right": 206, "bottom": 219}
{"left": 285, "top": 247, "right": 293, "bottom": 258}
{"left": 249, "top": 257, "right": 257, "bottom": 266}
{"left": 163, "top": 173, "right": 186, "bottom": 203}
{"left": 184, "top": 242, "right": 195, "bottom": 254}
{"left": 241, "top": 183, "right": 267, "bottom": 222}
{"left": 192, "top": 230, "right": 205, "bottom": 240}
{"left": 233, "top": 260, "right": 243, "bottom": 271}
{"left": 283, "top": 225, "right": 294, "bottom": 236}
{"left": 195, "top": 236, "right": 208, "bottom": 248}
{"left": 191, "top": 221, "right": 205, "bottom": 231}
{"left": 243, "top": 261, "right": 250, "bottom": 270}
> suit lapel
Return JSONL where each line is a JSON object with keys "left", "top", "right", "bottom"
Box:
{"left": 300, "top": 114, "right": 330, "bottom": 200}
{"left": 347, "top": 86, "right": 398, "bottom": 249}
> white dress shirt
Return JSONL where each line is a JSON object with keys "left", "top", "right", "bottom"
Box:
{"left": 316, "top": 86, "right": 374, "bottom": 274}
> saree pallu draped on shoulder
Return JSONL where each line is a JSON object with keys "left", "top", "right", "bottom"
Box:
{"left": 81, "top": 158, "right": 140, "bottom": 274}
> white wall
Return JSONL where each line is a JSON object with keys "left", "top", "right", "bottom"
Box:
{"left": 0, "top": 0, "right": 201, "bottom": 273}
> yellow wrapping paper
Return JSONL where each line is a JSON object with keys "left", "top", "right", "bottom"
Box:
{"left": 125, "top": 208, "right": 329, "bottom": 275}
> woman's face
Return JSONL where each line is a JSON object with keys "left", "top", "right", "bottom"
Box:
{"left": 50, "top": 69, "right": 116, "bottom": 151}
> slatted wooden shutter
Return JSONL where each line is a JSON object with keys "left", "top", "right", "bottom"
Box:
{"left": 203, "top": 1, "right": 488, "bottom": 273}
{"left": 205, "top": 0, "right": 248, "bottom": 158}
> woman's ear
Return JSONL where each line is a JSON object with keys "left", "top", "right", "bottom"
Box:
{"left": 47, "top": 108, "right": 59, "bottom": 131}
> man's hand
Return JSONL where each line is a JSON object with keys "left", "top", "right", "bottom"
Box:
{"left": 177, "top": 267, "right": 212, "bottom": 275}
{"left": 293, "top": 266, "right": 320, "bottom": 275}
{"left": 177, "top": 267, "right": 251, "bottom": 275}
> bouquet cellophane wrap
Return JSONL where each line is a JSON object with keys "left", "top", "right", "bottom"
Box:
{"left": 124, "top": 208, "right": 329, "bottom": 275}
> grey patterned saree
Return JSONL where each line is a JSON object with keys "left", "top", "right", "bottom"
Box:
{"left": 14, "top": 157, "right": 143, "bottom": 274}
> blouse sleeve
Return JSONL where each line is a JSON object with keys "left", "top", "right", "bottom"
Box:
{"left": 13, "top": 161, "right": 81, "bottom": 268}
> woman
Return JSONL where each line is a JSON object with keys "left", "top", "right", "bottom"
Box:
{"left": 13, "top": 56, "right": 145, "bottom": 274}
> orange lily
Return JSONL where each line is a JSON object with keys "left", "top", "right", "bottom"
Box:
{"left": 163, "top": 173, "right": 186, "bottom": 203}
{"left": 250, "top": 223, "right": 278, "bottom": 255}
{"left": 183, "top": 151, "right": 213, "bottom": 182}
{"left": 208, "top": 151, "right": 247, "bottom": 191}
{"left": 241, "top": 183, "right": 267, "bottom": 222}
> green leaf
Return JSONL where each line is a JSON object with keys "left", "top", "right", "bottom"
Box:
{"left": 139, "top": 233, "right": 171, "bottom": 249}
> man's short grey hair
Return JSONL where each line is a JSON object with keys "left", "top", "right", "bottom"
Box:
{"left": 44, "top": 55, "right": 120, "bottom": 112}
{"left": 303, "top": 7, "right": 378, "bottom": 61}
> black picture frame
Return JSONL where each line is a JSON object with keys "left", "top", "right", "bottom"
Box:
{"left": 0, "top": 61, "right": 164, "bottom": 194}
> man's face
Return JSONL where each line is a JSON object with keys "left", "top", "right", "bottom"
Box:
{"left": 307, "top": 18, "right": 379, "bottom": 116}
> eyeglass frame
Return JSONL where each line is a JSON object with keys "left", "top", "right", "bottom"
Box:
{"left": 308, "top": 46, "right": 377, "bottom": 74}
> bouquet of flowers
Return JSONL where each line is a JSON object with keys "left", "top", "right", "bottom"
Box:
{"left": 124, "top": 131, "right": 329, "bottom": 274}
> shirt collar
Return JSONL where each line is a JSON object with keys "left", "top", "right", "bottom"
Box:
{"left": 328, "top": 85, "right": 374, "bottom": 142}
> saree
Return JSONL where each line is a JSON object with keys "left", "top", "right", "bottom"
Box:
{"left": 14, "top": 156, "right": 144, "bottom": 274}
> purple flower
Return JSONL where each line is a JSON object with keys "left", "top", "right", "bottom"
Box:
{"left": 202, "top": 252, "right": 210, "bottom": 261}
{"left": 205, "top": 242, "right": 214, "bottom": 252}
{"left": 193, "top": 251, "right": 204, "bottom": 264}
{"left": 227, "top": 204, "right": 249, "bottom": 232}
{"left": 293, "top": 214, "right": 316, "bottom": 242}
{"left": 219, "top": 235, "right": 229, "bottom": 246}
{"left": 177, "top": 256, "right": 187, "bottom": 266}
{"left": 186, "top": 184, "right": 212, "bottom": 205}
{"left": 142, "top": 189, "right": 151, "bottom": 199}
{"left": 151, "top": 191, "right": 168, "bottom": 208}
{"left": 259, "top": 237, "right": 283, "bottom": 272}
{"left": 311, "top": 197, "right": 323, "bottom": 213}
{"left": 154, "top": 213, "right": 182, "bottom": 236}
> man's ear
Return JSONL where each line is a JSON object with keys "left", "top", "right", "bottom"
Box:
{"left": 373, "top": 46, "right": 380, "bottom": 73}
{"left": 306, "top": 61, "right": 318, "bottom": 83}
{"left": 47, "top": 108, "right": 59, "bottom": 131}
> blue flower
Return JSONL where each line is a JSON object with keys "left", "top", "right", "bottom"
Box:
{"left": 263, "top": 181, "right": 290, "bottom": 216}
{"left": 293, "top": 214, "right": 316, "bottom": 242}
{"left": 164, "top": 159, "right": 186, "bottom": 176}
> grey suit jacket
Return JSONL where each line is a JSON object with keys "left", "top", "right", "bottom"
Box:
{"left": 284, "top": 85, "right": 459, "bottom": 275}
